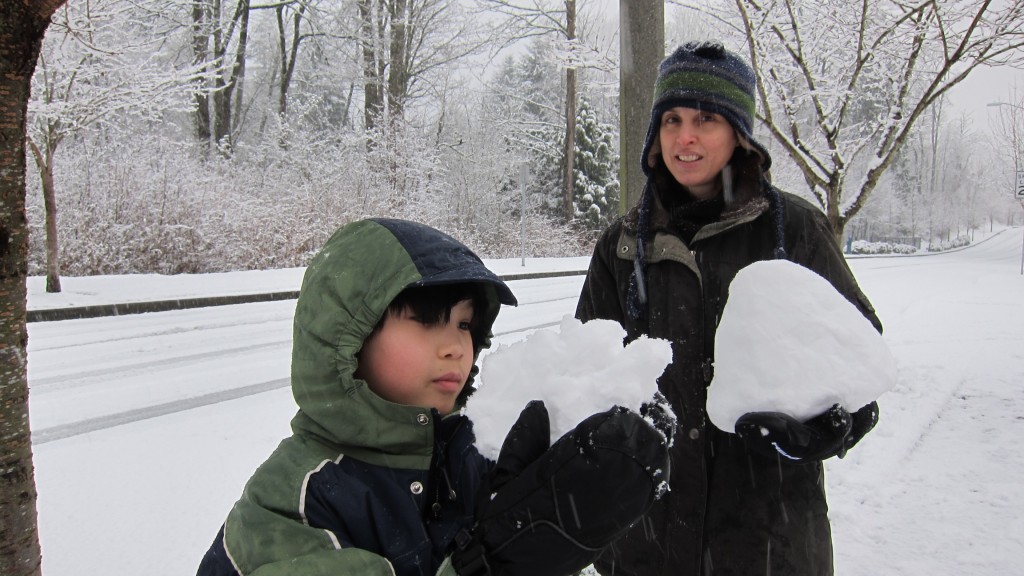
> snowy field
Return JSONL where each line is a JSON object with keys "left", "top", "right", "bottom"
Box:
{"left": 26, "top": 231, "right": 1024, "bottom": 575}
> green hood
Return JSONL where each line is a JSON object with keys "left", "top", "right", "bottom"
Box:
{"left": 287, "top": 218, "right": 516, "bottom": 470}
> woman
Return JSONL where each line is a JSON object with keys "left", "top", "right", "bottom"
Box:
{"left": 576, "top": 41, "right": 881, "bottom": 576}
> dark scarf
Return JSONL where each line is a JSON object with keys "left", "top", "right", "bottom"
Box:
{"left": 658, "top": 179, "right": 726, "bottom": 245}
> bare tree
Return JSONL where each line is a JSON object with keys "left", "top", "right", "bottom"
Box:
{"left": 191, "top": 0, "right": 251, "bottom": 153}
{"left": 0, "top": 1, "right": 65, "bottom": 573}
{"left": 477, "top": 0, "right": 614, "bottom": 222}
{"left": 274, "top": 0, "right": 320, "bottom": 116}
{"left": 674, "top": 0, "right": 1024, "bottom": 242}
{"left": 988, "top": 86, "right": 1024, "bottom": 178}
{"left": 987, "top": 86, "right": 1024, "bottom": 232}
{"left": 349, "top": 0, "right": 492, "bottom": 202}
{"left": 356, "top": 0, "right": 488, "bottom": 132}
{"left": 749, "top": 0, "right": 1024, "bottom": 242}
{"left": 28, "top": 0, "right": 196, "bottom": 293}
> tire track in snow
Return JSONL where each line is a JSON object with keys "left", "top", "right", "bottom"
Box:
{"left": 32, "top": 297, "right": 579, "bottom": 444}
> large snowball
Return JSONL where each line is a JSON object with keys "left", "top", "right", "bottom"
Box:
{"left": 466, "top": 315, "right": 672, "bottom": 460}
{"left": 706, "top": 260, "right": 896, "bottom": 431}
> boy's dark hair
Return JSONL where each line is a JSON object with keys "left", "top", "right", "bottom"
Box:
{"left": 374, "top": 282, "right": 491, "bottom": 349}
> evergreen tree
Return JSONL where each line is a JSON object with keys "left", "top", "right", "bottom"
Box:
{"left": 572, "top": 95, "right": 618, "bottom": 234}
{"left": 489, "top": 40, "right": 564, "bottom": 219}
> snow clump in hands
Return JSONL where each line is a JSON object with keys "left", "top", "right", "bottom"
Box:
{"left": 707, "top": 260, "right": 897, "bottom": 431}
{"left": 466, "top": 315, "right": 673, "bottom": 461}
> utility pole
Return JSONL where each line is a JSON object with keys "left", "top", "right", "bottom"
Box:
{"left": 619, "top": 0, "right": 663, "bottom": 212}
{"left": 562, "top": 0, "right": 577, "bottom": 223}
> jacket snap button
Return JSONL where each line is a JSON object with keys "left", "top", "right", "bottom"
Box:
{"left": 410, "top": 481, "right": 424, "bottom": 495}
{"left": 417, "top": 414, "right": 430, "bottom": 426}
{"left": 689, "top": 428, "right": 700, "bottom": 440}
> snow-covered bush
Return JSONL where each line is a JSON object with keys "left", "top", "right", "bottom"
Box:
{"left": 849, "top": 240, "right": 919, "bottom": 255}
{"left": 27, "top": 119, "right": 591, "bottom": 276}
{"left": 927, "top": 236, "right": 971, "bottom": 252}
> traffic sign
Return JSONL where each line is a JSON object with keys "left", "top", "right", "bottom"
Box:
{"left": 1017, "top": 170, "right": 1024, "bottom": 199}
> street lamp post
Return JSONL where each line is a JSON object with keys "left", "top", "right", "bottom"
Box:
{"left": 987, "top": 101, "right": 1024, "bottom": 275}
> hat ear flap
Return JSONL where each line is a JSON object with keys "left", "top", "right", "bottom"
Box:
{"left": 647, "top": 139, "right": 662, "bottom": 171}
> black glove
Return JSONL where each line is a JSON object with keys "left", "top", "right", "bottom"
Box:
{"left": 452, "top": 400, "right": 671, "bottom": 576}
{"left": 736, "top": 403, "right": 855, "bottom": 461}
{"left": 844, "top": 401, "right": 879, "bottom": 452}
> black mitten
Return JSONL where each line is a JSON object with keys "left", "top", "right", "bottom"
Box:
{"left": 843, "top": 401, "right": 879, "bottom": 452}
{"left": 489, "top": 400, "right": 552, "bottom": 490}
{"left": 452, "top": 402, "right": 670, "bottom": 576}
{"left": 736, "top": 403, "right": 853, "bottom": 461}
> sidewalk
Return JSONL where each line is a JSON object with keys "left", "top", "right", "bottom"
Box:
{"left": 27, "top": 256, "right": 592, "bottom": 322}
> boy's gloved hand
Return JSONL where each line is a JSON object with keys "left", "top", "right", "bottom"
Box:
{"left": 639, "top": 391, "right": 677, "bottom": 447}
{"left": 451, "top": 400, "right": 671, "bottom": 576}
{"left": 736, "top": 403, "right": 856, "bottom": 461}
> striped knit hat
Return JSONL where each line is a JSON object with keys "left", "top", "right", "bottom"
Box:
{"left": 641, "top": 41, "right": 771, "bottom": 175}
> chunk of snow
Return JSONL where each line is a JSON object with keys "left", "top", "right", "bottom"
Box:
{"left": 466, "top": 315, "right": 672, "bottom": 460}
{"left": 707, "top": 260, "right": 896, "bottom": 431}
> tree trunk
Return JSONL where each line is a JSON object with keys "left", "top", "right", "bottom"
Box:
{"left": 825, "top": 185, "right": 845, "bottom": 246}
{"left": 191, "top": 0, "right": 213, "bottom": 144}
{"left": 619, "top": 0, "right": 663, "bottom": 213}
{"left": 387, "top": 0, "right": 409, "bottom": 124}
{"left": 357, "top": 0, "right": 385, "bottom": 131}
{"left": 228, "top": 0, "right": 250, "bottom": 141}
{"left": 275, "top": 1, "right": 307, "bottom": 117}
{"left": 561, "top": 0, "right": 577, "bottom": 223}
{"left": 41, "top": 155, "right": 61, "bottom": 293}
{"left": 191, "top": 0, "right": 249, "bottom": 153}
{"left": 0, "top": 2, "right": 63, "bottom": 573}
{"left": 27, "top": 137, "right": 61, "bottom": 293}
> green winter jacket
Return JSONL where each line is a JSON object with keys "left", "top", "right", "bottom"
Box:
{"left": 198, "top": 218, "right": 515, "bottom": 576}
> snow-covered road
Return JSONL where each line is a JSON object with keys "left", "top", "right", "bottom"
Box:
{"left": 27, "top": 231, "right": 1024, "bottom": 575}
{"left": 27, "top": 275, "right": 585, "bottom": 443}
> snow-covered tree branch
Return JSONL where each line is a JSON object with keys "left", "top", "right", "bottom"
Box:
{"left": 677, "top": 0, "right": 1024, "bottom": 242}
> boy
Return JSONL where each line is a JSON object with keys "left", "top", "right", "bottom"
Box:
{"left": 198, "top": 218, "right": 670, "bottom": 576}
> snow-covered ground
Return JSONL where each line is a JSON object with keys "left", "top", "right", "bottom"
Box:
{"left": 27, "top": 231, "right": 1024, "bottom": 575}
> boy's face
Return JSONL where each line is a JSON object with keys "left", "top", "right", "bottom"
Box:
{"left": 357, "top": 299, "right": 476, "bottom": 416}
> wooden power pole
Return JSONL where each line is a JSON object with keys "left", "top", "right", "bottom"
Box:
{"left": 619, "top": 0, "right": 663, "bottom": 212}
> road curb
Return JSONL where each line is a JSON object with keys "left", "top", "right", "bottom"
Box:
{"left": 27, "top": 269, "right": 589, "bottom": 323}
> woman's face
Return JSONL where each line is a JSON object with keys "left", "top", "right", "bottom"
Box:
{"left": 658, "top": 106, "right": 738, "bottom": 200}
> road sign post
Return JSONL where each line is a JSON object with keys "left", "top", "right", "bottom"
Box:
{"left": 1012, "top": 171, "right": 1024, "bottom": 275}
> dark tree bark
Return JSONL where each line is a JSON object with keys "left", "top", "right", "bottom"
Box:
{"left": 357, "top": 0, "right": 385, "bottom": 131}
{"left": 27, "top": 135, "right": 62, "bottom": 293}
{"left": 191, "top": 0, "right": 213, "bottom": 143}
{"left": 0, "top": 2, "right": 65, "bottom": 573}
{"left": 275, "top": 0, "right": 309, "bottom": 116}
{"left": 191, "top": 0, "right": 250, "bottom": 153}
{"left": 387, "top": 0, "right": 410, "bottom": 123}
